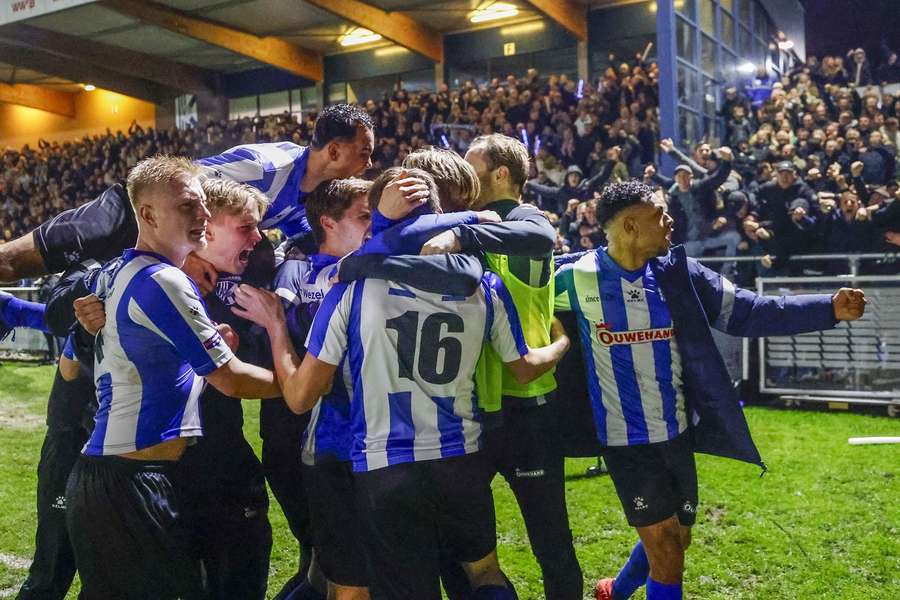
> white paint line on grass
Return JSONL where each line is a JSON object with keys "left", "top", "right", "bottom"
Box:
{"left": 0, "top": 553, "right": 29, "bottom": 570}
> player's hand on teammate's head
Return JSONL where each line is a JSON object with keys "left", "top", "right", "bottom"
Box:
{"left": 216, "top": 323, "right": 240, "bottom": 352}
{"left": 832, "top": 288, "right": 866, "bottom": 321}
{"left": 378, "top": 170, "right": 431, "bottom": 220}
{"left": 73, "top": 294, "right": 106, "bottom": 336}
{"left": 420, "top": 230, "right": 461, "bottom": 256}
{"left": 231, "top": 284, "right": 285, "bottom": 330}
{"left": 182, "top": 252, "right": 218, "bottom": 296}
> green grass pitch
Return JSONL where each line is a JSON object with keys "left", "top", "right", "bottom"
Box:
{"left": 0, "top": 364, "right": 897, "bottom": 599}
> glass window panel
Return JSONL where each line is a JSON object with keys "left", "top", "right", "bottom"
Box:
{"left": 721, "top": 50, "right": 737, "bottom": 82}
{"left": 700, "top": 0, "right": 715, "bottom": 34}
{"left": 296, "top": 86, "right": 319, "bottom": 114}
{"left": 720, "top": 0, "right": 733, "bottom": 12}
{"left": 228, "top": 95, "right": 258, "bottom": 120}
{"left": 739, "top": 26, "right": 752, "bottom": 55}
{"left": 679, "top": 109, "right": 701, "bottom": 147}
{"left": 703, "top": 76, "right": 718, "bottom": 116}
{"left": 676, "top": 17, "right": 695, "bottom": 61}
{"left": 675, "top": 0, "right": 695, "bottom": 20}
{"left": 701, "top": 35, "right": 716, "bottom": 74}
{"left": 448, "top": 62, "right": 489, "bottom": 89}
{"left": 739, "top": 0, "right": 751, "bottom": 26}
{"left": 258, "top": 90, "right": 290, "bottom": 117}
{"left": 754, "top": 3, "right": 767, "bottom": 39}
{"left": 677, "top": 64, "right": 699, "bottom": 107}
{"left": 721, "top": 12, "right": 735, "bottom": 49}
{"left": 532, "top": 46, "right": 578, "bottom": 79}
{"left": 703, "top": 115, "right": 719, "bottom": 144}
{"left": 328, "top": 82, "right": 347, "bottom": 104}
{"left": 400, "top": 68, "right": 435, "bottom": 92}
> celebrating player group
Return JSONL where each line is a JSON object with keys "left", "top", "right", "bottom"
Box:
{"left": 0, "top": 105, "right": 866, "bottom": 600}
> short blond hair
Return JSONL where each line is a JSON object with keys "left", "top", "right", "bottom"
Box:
{"left": 402, "top": 147, "right": 480, "bottom": 209}
{"left": 201, "top": 179, "right": 270, "bottom": 220}
{"left": 126, "top": 155, "right": 201, "bottom": 209}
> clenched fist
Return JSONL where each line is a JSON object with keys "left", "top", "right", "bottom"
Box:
{"left": 831, "top": 288, "right": 866, "bottom": 321}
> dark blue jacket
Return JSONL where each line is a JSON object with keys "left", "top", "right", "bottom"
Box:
{"left": 556, "top": 245, "right": 838, "bottom": 468}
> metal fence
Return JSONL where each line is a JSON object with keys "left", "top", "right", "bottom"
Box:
{"left": 0, "top": 286, "right": 55, "bottom": 361}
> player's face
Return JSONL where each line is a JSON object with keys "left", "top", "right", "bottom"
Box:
{"left": 464, "top": 148, "right": 495, "bottom": 205}
{"left": 201, "top": 206, "right": 263, "bottom": 275}
{"left": 326, "top": 194, "right": 372, "bottom": 256}
{"left": 636, "top": 200, "right": 674, "bottom": 257}
{"left": 148, "top": 176, "right": 210, "bottom": 253}
{"left": 333, "top": 126, "right": 374, "bottom": 178}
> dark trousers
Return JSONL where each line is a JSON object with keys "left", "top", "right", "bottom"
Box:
{"left": 66, "top": 455, "right": 203, "bottom": 600}
{"left": 260, "top": 400, "right": 313, "bottom": 580}
{"left": 485, "top": 402, "right": 583, "bottom": 600}
{"left": 17, "top": 428, "right": 87, "bottom": 600}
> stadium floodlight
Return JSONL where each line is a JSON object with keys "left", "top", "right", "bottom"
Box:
{"left": 82, "top": 83, "right": 96, "bottom": 91}
{"left": 469, "top": 2, "right": 519, "bottom": 23}
{"left": 339, "top": 27, "right": 382, "bottom": 47}
{"left": 738, "top": 62, "right": 756, "bottom": 75}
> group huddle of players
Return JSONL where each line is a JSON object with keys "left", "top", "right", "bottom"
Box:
{"left": 2, "top": 104, "right": 865, "bottom": 600}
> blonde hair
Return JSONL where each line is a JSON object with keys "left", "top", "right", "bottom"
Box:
{"left": 402, "top": 147, "right": 480, "bottom": 209}
{"left": 126, "top": 155, "right": 201, "bottom": 209}
{"left": 201, "top": 179, "right": 270, "bottom": 220}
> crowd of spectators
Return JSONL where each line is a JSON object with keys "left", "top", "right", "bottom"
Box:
{"left": 4, "top": 45, "right": 900, "bottom": 283}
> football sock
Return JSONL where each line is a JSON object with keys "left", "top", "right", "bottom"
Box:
{"left": 611, "top": 540, "right": 649, "bottom": 599}
{"left": 646, "top": 577, "right": 682, "bottom": 600}
{"left": 0, "top": 295, "right": 48, "bottom": 334}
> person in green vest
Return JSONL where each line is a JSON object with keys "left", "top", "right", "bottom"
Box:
{"left": 423, "top": 133, "right": 584, "bottom": 599}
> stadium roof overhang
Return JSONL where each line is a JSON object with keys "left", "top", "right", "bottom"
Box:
{"left": 0, "top": 0, "right": 597, "bottom": 109}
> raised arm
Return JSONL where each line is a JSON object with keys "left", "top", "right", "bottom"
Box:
{"left": 449, "top": 204, "right": 556, "bottom": 258}
{"left": 688, "top": 259, "right": 862, "bottom": 337}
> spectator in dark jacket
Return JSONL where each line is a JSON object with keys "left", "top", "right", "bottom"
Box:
{"left": 525, "top": 162, "right": 613, "bottom": 214}
{"left": 751, "top": 162, "right": 820, "bottom": 270}
{"left": 818, "top": 190, "right": 876, "bottom": 274}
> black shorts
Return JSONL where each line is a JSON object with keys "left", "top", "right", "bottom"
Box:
{"left": 34, "top": 184, "right": 137, "bottom": 274}
{"left": 304, "top": 461, "right": 371, "bottom": 587}
{"left": 602, "top": 433, "right": 699, "bottom": 528}
{"left": 353, "top": 453, "right": 497, "bottom": 600}
{"left": 65, "top": 455, "right": 202, "bottom": 600}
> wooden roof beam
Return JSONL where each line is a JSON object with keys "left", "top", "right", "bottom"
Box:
{"left": 0, "top": 81, "right": 75, "bottom": 117}
{"left": 0, "top": 42, "right": 170, "bottom": 104}
{"left": 524, "top": 0, "right": 587, "bottom": 41}
{"left": 0, "top": 24, "right": 220, "bottom": 96}
{"left": 99, "top": 0, "right": 323, "bottom": 81}
{"left": 303, "top": 0, "right": 443, "bottom": 63}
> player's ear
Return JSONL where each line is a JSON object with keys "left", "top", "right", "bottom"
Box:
{"left": 139, "top": 204, "right": 156, "bottom": 229}
{"left": 327, "top": 141, "right": 341, "bottom": 162}
{"left": 321, "top": 214, "right": 336, "bottom": 234}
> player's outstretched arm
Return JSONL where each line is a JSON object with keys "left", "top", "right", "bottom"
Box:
{"left": 504, "top": 318, "right": 570, "bottom": 385}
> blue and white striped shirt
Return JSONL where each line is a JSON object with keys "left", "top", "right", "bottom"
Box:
{"left": 84, "top": 250, "right": 233, "bottom": 456}
{"left": 197, "top": 142, "right": 311, "bottom": 239}
{"left": 555, "top": 249, "right": 687, "bottom": 447}
{"left": 273, "top": 253, "right": 353, "bottom": 465}
{"left": 307, "top": 272, "right": 529, "bottom": 472}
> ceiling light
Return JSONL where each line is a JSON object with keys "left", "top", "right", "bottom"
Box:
{"left": 339, "top": 28, "right": 382, "bottom": 47}
{"left": 738, "top": 62, "right": 756, "bottom": 75}
{"left": 470, "top": 2, "right": 519, "bottom": 24}
{"left": 82, "top": 83, "right": 96, "bottom": 91}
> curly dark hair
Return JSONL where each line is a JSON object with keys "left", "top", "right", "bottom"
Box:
{"left": 596, "top": 179, "right": 655, "bottom": 227}
{"left": 311, "top": 104, "right": 375, "bottom": 149}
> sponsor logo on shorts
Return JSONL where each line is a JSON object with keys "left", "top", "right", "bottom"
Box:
{"left": 595, "top": 322, "right": 674, "bottom": 346}
{"left": 633, "top": 496, "right": 648, "bottom": 511}
{"left": 51, "top": 495, "right": 66, "bottom": 511}
{"left": 203, "top": 332, "right": 223, "bottom": 351}
{"left": 514, "top": 468, "right": 546, "bottom": 479}
{"left": 682, "top": 501, "right": 696, "bottom": 514}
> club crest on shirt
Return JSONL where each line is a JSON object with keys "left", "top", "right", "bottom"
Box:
{"left": 595, "top": 322, "right": 674, "bottom": 346}
{"left": 203, "top": 332, "right": 223, "bottom": 351}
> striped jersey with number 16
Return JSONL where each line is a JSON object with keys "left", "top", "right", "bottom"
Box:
{"left": 554, "top": 248, "right": 688, "bottom": 448}
{"left": 306, "top": 272, "right": 529, "bottom": 472}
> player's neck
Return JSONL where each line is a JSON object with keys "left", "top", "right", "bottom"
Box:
{"left": 301, "top": 149, "right": 332, "bottom": 193}
{"left": 134, "top": 236, "right": 189, "bottom": 268}
{"left": 316, "top": 241, "right": 344, "bottom": 259}
{"left": 606, "top": 242, "right": 648, "bottom": 272}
